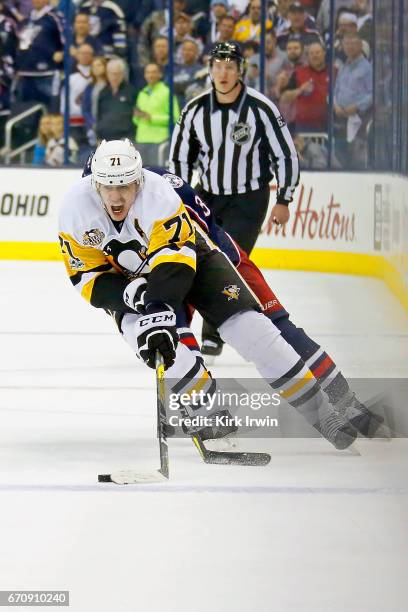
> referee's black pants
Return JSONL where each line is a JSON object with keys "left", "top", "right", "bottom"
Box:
{"left": 195, "top": 185, "right": 270, "bottom": 345}
{"left": 195, "top": 184, "right": 270, "bottom": 255}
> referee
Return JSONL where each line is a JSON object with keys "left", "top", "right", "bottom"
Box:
{"left": 169, "top": 41, "right": 300, "bottom": 356}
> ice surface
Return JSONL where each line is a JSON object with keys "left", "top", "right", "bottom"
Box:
{"left": 0, "top": 261, "right": 407, "bottom": 611}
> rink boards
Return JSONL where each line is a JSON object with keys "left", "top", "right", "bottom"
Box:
{"left": 0, "top": 167, "right": 406, "bottom": 310}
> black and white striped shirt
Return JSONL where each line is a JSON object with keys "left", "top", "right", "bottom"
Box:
{"left": 169, "top": 85, "right": 300, "bottom": 200}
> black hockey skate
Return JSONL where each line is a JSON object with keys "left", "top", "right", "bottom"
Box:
{"left": 201, "top": 339, "right": 223, "bottom": 357}
{"left": 314, "top": 412, "right": 357, "bottom": 450}
{"left": 336, "top": 393, "right": 385, "bottom": 438}
{"left": 182, "top": 409, "right": 238, "bottom": 441}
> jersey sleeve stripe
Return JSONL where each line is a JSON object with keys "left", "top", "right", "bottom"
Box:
{"left": 150, "top": 252, "right": 196, "bottom": 271}
{"left": 148, "top": 239, "right": 196, "bottom": 260}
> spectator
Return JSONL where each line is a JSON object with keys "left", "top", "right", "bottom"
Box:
{"left": 280, "top": 41, "right": 328, "bottom": 131}
{"left": 152, "top": 35, "right": 170, "bottom": 79}
{"left": 207, "top": 0, "right": 229, "bottom": 44}
{"left": 277, "top": 2, "right": 323, "bottom": 51}
{"left": 202, "top": 14, "right": 238, "bottom": 60}
{"left": 272, "top": 0, "right": 292, "bottom": 35}
{"left": 60, "top": 43, "right": 94, "bottom": 158}
{"left": 274, "top": 37, "right": 304, "bottom": 98}
{"left": 241, "top": 39, "right": 259, "bottom": 59}
{"left": 0, "top": 50, "right": 13, "bottom": 146}
{"left": 132, "top": 0, "right": 166, "bottom": 30}
{"left": 133, "top": 62, "right": 179, "bottom": 165}
{"left": 71, "top": 12, "right": 103, "bottom": 57}
{"left": 15, "top": 0, "right": 64, "bottom": 110}
{"left": 1, "top": 0, "right": 30, "bottom": 22}
{"left": 174, "top": 12, "right": 202, "bottom": 64}
{"left": 297, "top": 1, "right": 320, "bottom": 18}
{"left": 137, "top": 0, "right": 187, "bottom": 66}
{"left": 77, "top": 0, "right": 127, "bottom": 58}
{"left": 81, "top": 56, "right": 107, "bottom": 147}
{"left": 273, "top": 0, "right": 317, "bottom": 35}
{"left": 233, "top": 0, "right": 273, "bottom": 43}
{"left": 45, "top": 113, "right": 78, "bottom": 166}
{"left": 245, "top": 30, "right": 287, "bottom": 101}
{"left": 95, "top": 58, "right": 136, "bottom": 141}
{"left": 353, "top": 0, "right": 373, "bottom": 46}
{"left": 0, "top": 4, "right": 18, "bottom": 62}
{"left": 174, "top": 39, "right": 203, "bottom": 106}
{"left": 215, "top": 14, "right": 236, "bottom": 43}
{"left": 334, "top": 10, "right": 370, "bottom": 66}
{"left": 334, "top": 31, "right": 373, "bottom": 168}
{"left": 133, "top": 33, "right": 170, "bottom": 90}
{"left": 274, "top": 37, "right": 304, "bottom": 124}
{"left": 316, "top": 0, "right": 352, "bottom": 35}
{"left": 32, "top": 112, "right": 53, "bottom": 164}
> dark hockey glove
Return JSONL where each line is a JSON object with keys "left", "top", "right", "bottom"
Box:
{"left": 123, "top": 277, "right": 147, "bottom": 313}
{"left": 135, "top": 304, "right": 178, "bottom": 370}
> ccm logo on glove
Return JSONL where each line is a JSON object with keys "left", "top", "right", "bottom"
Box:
{"left": 139, "top": 313, "right": 174, "bottom": 326}
{"left": 135, "top": 309, "right": 178, "bottom": 370}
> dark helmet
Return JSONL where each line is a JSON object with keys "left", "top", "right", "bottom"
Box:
{"left": 209, "top": 41, "right": 245, "bottom": 73}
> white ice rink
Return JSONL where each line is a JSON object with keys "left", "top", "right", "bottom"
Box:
{"left": 1, "top": 261, "right": 407, "bottom": 611}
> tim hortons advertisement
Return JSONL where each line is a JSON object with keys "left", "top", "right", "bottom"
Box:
{"left": 257, "top": 172, "right": 376, "bottom": 253}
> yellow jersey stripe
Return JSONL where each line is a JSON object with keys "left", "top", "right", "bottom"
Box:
{"left": 150, "top": 252, "right": 196, "bottom": 270}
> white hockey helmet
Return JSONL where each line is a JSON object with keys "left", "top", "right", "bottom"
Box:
{"left": 91, "top": 139, "right": 143, "bottom": 186}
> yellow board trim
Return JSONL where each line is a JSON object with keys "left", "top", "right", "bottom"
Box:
{"left": 0, "top": 242, "right": 407, "bottom": 312}
{"left": 0, "top": 242, "right": 61, "bottom": 261}
{"left": 252, "top": 248, "right": 408, "bottom": 312}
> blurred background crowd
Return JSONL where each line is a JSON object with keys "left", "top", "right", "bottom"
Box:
{"left": 0, "top": 0, "right": 406, "bottom": 173}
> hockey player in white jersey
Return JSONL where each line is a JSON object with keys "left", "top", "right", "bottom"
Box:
{"left": 59, "top": 138, "right": 358, "bottom": 450}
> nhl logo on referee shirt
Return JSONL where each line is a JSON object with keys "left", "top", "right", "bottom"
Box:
{"left": 230, "top": 122, "right": 251, "bottom": 145}
{"left": 222, "top": 284, "right": 240, "bottom": 301}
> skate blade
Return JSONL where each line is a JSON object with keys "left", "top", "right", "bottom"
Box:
{"left": 98, "top": 470, "right": 167, "bottom": 485}
{"left": 203, "top": 354, "right": 216, "bottom": 367}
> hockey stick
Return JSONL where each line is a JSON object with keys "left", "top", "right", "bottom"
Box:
{"left": 98, "top": 351, "right": 169, "bottom": 485}
{"left": 190, "top": 432, "right": 271, "bottom": 466}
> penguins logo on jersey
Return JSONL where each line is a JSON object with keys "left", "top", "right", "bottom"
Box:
{"left": 83, "top": 228, "right": 105, "bottom": 246}
{"left": 230, "top": 122, "right": 251, "bottom": 145}
{"left": 104, "top": 238, "right": 148, "bottom": 279}
{"left": 163, "top": 173, "right": 184, "bottom": 189}
{"left": 222, "top": 284, "right": 240, "bottom": 301}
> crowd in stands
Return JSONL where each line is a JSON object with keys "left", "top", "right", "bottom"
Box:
{"left": 0, "top": 0, "right": 373, "bottom": 169}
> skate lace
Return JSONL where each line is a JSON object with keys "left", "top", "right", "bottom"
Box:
{"left": 320, "top": 412, "right": 346, "bottom": 441}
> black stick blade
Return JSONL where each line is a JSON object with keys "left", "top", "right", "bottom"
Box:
{"left": 204, "top": 451, "right": 271, "bottom": 466}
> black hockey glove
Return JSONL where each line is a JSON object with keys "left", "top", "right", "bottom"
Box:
{"left": 123, "top": 277, "right": 147, "bottom": 313}
{"left": 135, "top": 303, "right": 178, "bottom": 370}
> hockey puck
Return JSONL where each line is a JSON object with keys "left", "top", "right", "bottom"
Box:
{"left": 98, "top": 474, "right": 113, "bottom": 482}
